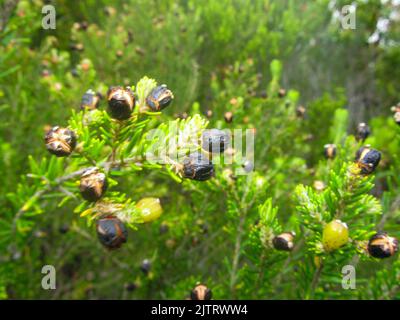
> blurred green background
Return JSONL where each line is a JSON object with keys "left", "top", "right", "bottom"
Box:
{"left": 0, "top": 0, "right": 399, "bottom": 299}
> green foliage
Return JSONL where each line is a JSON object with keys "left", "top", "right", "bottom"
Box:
{"left": 0, "top": 0, "right": 399, "bottom": 300}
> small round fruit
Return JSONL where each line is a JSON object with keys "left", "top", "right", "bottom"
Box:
{"left": 45, "top": 126, "right": 77, "bottom": 157}
{"left": 70, "top": 43, "right": 84, "bottom": 52}
{"left": 124, "top": 282, "right": 137, "bottom": 292}
{"left": 355, "top": 146, "right": 381, "bottom": 174}
{"left": 124, "top": 282, "right": 138, "bottom": 292}
{"left": 96, "top": 216, "right": 127, "bottom": 249}
{"left": 190, "top": 284, "right": 212, "bottom": 300}
{"left": 355, "top": 122, "right": 370, "bottom": 142}
{"left": 313, "top": 180, "right": 325, "bottom": 191}
{"left": 296, "top": 105, "right": 306, "bottom": 118}
{"left": 80, "top": 89, "right": 102, "bottom": 110}
{"left": 159, "top": 223, "right": 169, "bottom": 234}
{"left": 201, "top": 129, "right": 230, "bottom": 154}
{"left": 322, "top": 220, "right": 349, "bottom": 252}
{"left": 324, "top": 144, "right": 336, "bottom": 159}
{"left": 140, "top": 259, "right": 152, "bottom": 274}
{"left": 59, "top": 224, "right": 70, "bottom": 234}
{"left": 367, "top": 232, "right": 398, "bottom": 259}
{"left": 107, "top": 86, "right": 135, "bottom": 120}
{"left": 205, "top": 109, "right": 213, "bottom": 118}
{"left": 146, "top": 84, "right": 174, "bottom": 111}
{"left": 224, "top": 111, "right": 233, "bottom": 123}
{"left": 242, "top": 160, "right": 254, "bottom": 173}
{"left": 273, "top": 232, "right": 295, "bottom": 251}
{"left": 182, "top": 152, "right": 214, "bottom": 181}
{"left": 79, "top": 167, "right": 108, "bottom": 202}
{"left": 278, "top": 88, "right": 286, "bottom": 98}
{"left": 135, "top": 197, "right": 163, "bottom": 223}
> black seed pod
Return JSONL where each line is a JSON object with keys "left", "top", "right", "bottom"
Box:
{"left": 190, "top": 284, "right": 212, "bottom": 300}
{"left": 45, "top": 126, "right": 77, "bottom": 157}
{"left": 59, "top": 224, "right": 70, "bottom": 234}
{"left": 182, "top": 152, "right": 214, "bottom": 181}
{"left": 71, "top": 68, "right": 79, "bottom": 78}
{"left": 146, "top": 84, "right": 174, "bottom": 111}
{"left": 201, "top": 129, "right": 230, "bottom": 154}
{"left": 107, "top": 86, "right": 135, "bottom": 120}
{"left": 355, "top": 123, "right": 370, "bottom": 142}
{"left": 79, "top": 167, "right": 108, "bottom": 202}
{"left": 96, "top": 216, "right": 127, "bottom": 249}
{"left": 272, "top": 232, "right": 295, "bottom": 251}
{"left": 140, "top": 259, "right": 152, "bottom": 274}
{"left": 368, "top": 232, "right": 398, "bottom": 259}
{"left": 355, "top": 146, "right": 381, "bottom": 174}
{"left": 80, "top": 89, "right": 102, "bottom": 110}
{"left": 324, "top": 144, "right": 336, "bottom": 159}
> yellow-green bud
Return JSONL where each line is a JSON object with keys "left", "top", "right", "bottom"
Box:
{"left": 322, "top": 220, "right": 349, "bottom": 252}
{"left": 136, "top": 197, "right": 163, "bottom": 223}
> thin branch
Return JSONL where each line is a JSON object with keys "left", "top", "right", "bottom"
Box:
{"left": 12, "top": 156, "right": 143, "bottom": 233}
{"left": 377, "top": 196, "right": 400, "bottom": 230}
{"left": 229, "top": 178, "right": 255, "bottom": 299}
{"left": 230, "top": 213, "right": 245, "bottom": 299}
{"left": 308, "top": 264, "right": 323, "bottom": 300}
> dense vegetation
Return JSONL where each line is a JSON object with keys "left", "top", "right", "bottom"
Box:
{"left": 0, "top": 0, "right": 399, "bottom": 299}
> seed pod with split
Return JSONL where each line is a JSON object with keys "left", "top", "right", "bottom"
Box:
{"left": 80, "top": 89, "right": 102, "bottom": 110}
{"left": 190, "top": 284, "right": 212, "bottom": 300}
{"left": 79, "top": 167, "right": 108, "bottom": 202}
{"left": 355, "top": 146, "right": 381, "bottom": 174}
{"left": 45, "top": 126, "right": 77, "bottom": 157}
{"left": 322, "top": 220, "right": 349, "bottom": 252}
{"left": 201, "top": 129, "right": 230, "bottom": 154}
{"left": 324, "top": 144, "right": 336, "bottom": 159}
{"left": 96, "top": 216, "right": 127, "bottom": 249}
{"left": 272, "top": 232, "right": 295, "bottom": 251}
{"left": 182, "top": 152, "right": 214, "bottom": 181}
{"left": 355, "top": 123, "right": 370, "bottom": 142}
{"left": 368, "top": 232, "right": 398, "bottom": 259}
{"left": 135, "top": 197, "right": 163, "bottom": 223}
{"left": 224, "top": 111, "right": 233, "bottom": 123}
{"left": 140, "top": 259, "right": 152, "bottom": 274}
{"left": 107, "top": 86, "right": 135, "bottom": 120}
{"left": 146, "top": 84, "right": 174, "bottom": 111}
